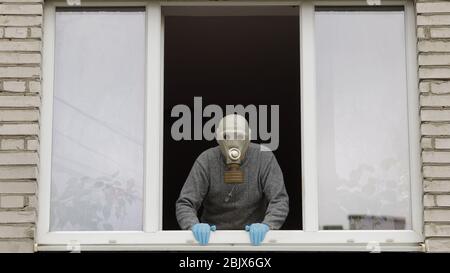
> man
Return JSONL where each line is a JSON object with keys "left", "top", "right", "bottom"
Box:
{"left": 176, "top": 114, "right": 289, "bottom": 246}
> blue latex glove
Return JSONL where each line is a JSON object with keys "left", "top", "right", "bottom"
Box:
{"left": 191, "top": 223, "right": 216, "bottom": 245}
{"left": 245, "top": 223, "right": 270, "bottom": 246}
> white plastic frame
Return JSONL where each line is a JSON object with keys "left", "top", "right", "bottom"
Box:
{"left": 38, "top": 0, "right": 423, "bottom": 251}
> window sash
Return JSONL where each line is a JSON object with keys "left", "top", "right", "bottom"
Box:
{"left": 38, "top": 0, "right": 422, "bottom": 249}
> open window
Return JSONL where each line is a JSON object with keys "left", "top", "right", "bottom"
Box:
{"left": 162, "top": 5, "right": 302, "bottom": 230}
{"left": 38, "top": 0, "right": 422, "bottom": 251}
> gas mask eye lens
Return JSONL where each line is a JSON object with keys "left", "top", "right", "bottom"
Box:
{"left": 224, "top": 132, "right": 236, "bottom": 140}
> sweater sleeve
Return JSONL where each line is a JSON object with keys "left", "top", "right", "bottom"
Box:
{"left": 260, "top": 153, "right": 289, "bottom": 230}
{"left": 175, "top": 159, "right": 210, "bottom": 230}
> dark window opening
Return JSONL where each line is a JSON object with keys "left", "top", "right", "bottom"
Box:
{"left": 163, "top": 8, "right": 302, "bottom": 230}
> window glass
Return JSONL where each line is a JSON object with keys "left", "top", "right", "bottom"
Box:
{"left": 50, "top": 8, "right": 146, "bottom": 231}
{"left": 315, "top": 8, "right": 412, "bottom": 230}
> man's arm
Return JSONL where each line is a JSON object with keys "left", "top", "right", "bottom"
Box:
{"left": 176, "top": 160, "right": 210, "bottom": 230}
{"left": 260, "top": 153, "right": 289, "bottom": 230}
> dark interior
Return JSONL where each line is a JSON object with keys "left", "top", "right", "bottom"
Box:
{"left": 163, "top": 14, "right": 302, "bottom": 230}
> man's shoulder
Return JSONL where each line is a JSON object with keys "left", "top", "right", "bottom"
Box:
{"left": 196, "top": 146, "right": 221, "bottom": 164}
{"left": 248, "top": 143, "right": 275, "bottom": 162}
{"left": 248, "top": 143, "right": 274, "bottom": 155}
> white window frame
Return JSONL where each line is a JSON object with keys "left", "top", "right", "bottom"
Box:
{"left": 38, "top": 0, "right": 423, "bottom": 252}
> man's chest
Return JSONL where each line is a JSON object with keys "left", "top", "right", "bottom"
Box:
{"left": 207, "top": 163, "right": 263, "bottom": 202}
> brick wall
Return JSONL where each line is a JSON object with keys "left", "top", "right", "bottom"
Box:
{"left": 0, "top": 0, "right": 41, "bottom": 253}
{"left": 418, "top": 0, "right": 450, "bottom": 253}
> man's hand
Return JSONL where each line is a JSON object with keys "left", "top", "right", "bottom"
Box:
{"left": 191, "top": 223, "right": 216, "bottom": 245}
{"left": 245, "top": 223, "right": 270, "bottom": 246}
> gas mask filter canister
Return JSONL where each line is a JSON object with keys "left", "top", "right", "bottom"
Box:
{"left": 216, "top": 114, "right": 251, "bottom": 184}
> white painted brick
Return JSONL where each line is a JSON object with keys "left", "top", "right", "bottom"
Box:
{"left": 431, "top": 81, "right": 450, "bottom": 94}
{"left": 0, "top": 139, "right": 24, "bottom": 150}
{"left": 0, "top": 152, "right": 37, "bottom": 165}
{"left": 29, "top": 27, "right": 40, "bottom": 38}
{"left": 0, "top": 15, "right": 41, "bottom": 26}
{"left": 425, "top": 223, "right": 450, "bottom": 237}
{"left": 0, "top": 211, "right": 35, "bottom": 224}
{"left": 0, "top": 196, "right": 24, "bottom": 208}
{"left": 418, "top": 15, "right": 450, "bottom": 26}
{"left": 436, "top": 195, "right": 450, "bottom": 207}
{"left": 0, "top": 239, "right": 33, "bottom": 253}
{"left": 0, "top": 124, "right": 39, "bottom": 135}
{"left": 420, "top": 68, "right": 450, "bottom": 79}
{"left": 425, "top": 209, "right": 450, "bottom": 222}
{"left": 421, "top": 95, "right": 450, "bottom": 106}
{"left": 423, "top": 151, "right": 450, "bottom": 163}
{"left": 424, "top": 194, "right": 450, "bottom": 207}
{"left": 424, "top": 194, "right": 436, "bottom": 207}
{"left": 4, "top": 27, "right": 27, "bottom": 38}
{"left": 0, "top": 41, "right": 40, "bottom": 51}
{"left": 0, "top": 4, "right": 42, "bottom": 15}
{"left": 0, "top": 166, "right": 36, "bottom": 179}
{"left": 417, "top": 27, "right": 426, "bottom": 39}
{"left": 28, "top": 81, "right": 40, "bottom": 93}
{"left": 419, "top": 41, "right": 450, "bottom": 53}
{"left": 426, "top": 238, "right": 450, "bottom": 253}
{"left": 424, "top": 180, "right": 450, "bottom": 193}
{"left": 422, "top": 110, "right": 450, "bottom": 121}
{"left": 0, "top": 182, "right": 36, "bottom": 194}
{"left": 25, "top": 139, "right": 37, "bottom": 150}
{"left": 417, "top": 2, "right": 450, "bottom": 14}
{"left": 0, "top": 53, "right": 40, "bottom": 64}
{"left": 0, "top": 110, "right": 39, "bottom": 122}
{"left": 0, "top": 28, "right": 3, "bottom": 38}
{"left": 0, "top": 226, "right": 33, "bottom": 238}
{"left": 430, "top": 28, "right": 450, "bottom": 38}
{"left": 419, "top": 54, "right": 450, "bottom": 66}
{"left": 420, "top": 81, "right": 430, "bottom": 93}
{"left": 0, "top": 96, "right": 39, "bottom": 107}
{"left": 2, "top": 81, "right": 25, "bottom": 92}
{"left": 0, "top": 67, "right": 39, "bottom": 78}
{"left": 423, "top": 166, "right": 450, "bottom": 178}
{"left": 26, "top": 195, "right": 36, "bottom": 208}
{"left": 422, "top": 123, "right": 450, "bottom": 136}
{"left": 422, "top": 137, "right": 433, "bottom": 149}
{"left": 435, "top": 138, "right": 450, "bottom": 149}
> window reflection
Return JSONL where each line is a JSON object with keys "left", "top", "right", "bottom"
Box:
{"left": 50, "top": 8, "right": 146, "bottom": 231}
{"left": 315, "top": 8, "right": 411, "bottom": 230}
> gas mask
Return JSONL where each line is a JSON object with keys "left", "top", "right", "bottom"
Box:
{"left": 216, "top": 114, "right": 251, "bottom": 184}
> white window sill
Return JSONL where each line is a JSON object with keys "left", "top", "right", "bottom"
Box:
{"left": 38, "top": 230, "right": 423, "bottom": 252}
{"left": 37, "top": 242, "right": 424, "bottom": 252}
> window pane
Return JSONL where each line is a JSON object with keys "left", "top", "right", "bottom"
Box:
{"left": 50, "top": 8, "right": 146, "bottom": 231}
{"left": 315, "top": 9, "right": 411, "bottom": 230}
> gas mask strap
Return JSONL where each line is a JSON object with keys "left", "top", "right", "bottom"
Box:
{"left": 224, "top": 185, "right": 237, "bottom": 203}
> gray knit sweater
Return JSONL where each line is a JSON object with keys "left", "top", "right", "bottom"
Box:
{"left": 176, "top": 143, "right": 289, "bottom": 230}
